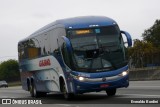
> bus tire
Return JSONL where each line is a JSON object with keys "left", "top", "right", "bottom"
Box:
{"left": 106, "top": 88, "right": 116, "bottom": 96}
{"left": 30, "top": 81, "right": 36, "bottom": 97}
{"left": 39, "top": 92, "right": 47, "bottom": 97}
{"left": 27, "top": 79, "right": 30, "bottom": 91}
{"left": 30, "top": 81, "right": 45, "bottom": 98}
{"left": 61, "top": 81, "right": 74, "bottom": 100}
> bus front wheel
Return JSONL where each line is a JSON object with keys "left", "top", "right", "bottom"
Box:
{"left": 61, "top": 81, "right": 74, "bottom": 100}
{"left": 106, "top": 89, "right": 116, "bottom": 96}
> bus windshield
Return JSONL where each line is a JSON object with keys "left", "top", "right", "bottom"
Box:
{"left": 67, "top": 26, "right": 127, "bottom": 72}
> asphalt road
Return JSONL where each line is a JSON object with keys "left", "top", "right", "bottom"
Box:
{"left": 0, "top": 81, "right": 160, "bottom": 107}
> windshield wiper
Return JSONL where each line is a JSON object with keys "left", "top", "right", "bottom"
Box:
{"left": 74, "top": 43, "right": 98, "bottom": 51}
{"left": 80, "top": 43, "right": 97, "bottom": 48}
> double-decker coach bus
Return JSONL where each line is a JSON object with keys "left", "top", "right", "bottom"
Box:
{"left": 18, "top": 16, "right": 132, "bottom": 99}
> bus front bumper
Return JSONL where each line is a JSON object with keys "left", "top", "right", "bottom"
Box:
{"left": 72, "top": 75, "right": 129, "bottom": 94}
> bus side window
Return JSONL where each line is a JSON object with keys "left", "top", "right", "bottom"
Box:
{"left": 18, "top": 44, "right": 24, "bottom": 61}
{"left": 20, "top": 41, "right": 28, "bottom": 60}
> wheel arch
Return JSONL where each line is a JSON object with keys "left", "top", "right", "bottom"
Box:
{"left": 59, "top": 75, "right": 68, "bottom": 93}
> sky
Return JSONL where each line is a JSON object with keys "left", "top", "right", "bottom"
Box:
{"left": 0, "top": 0, "right": 160, "bottom": 62}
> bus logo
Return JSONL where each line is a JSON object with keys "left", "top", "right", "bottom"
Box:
{"left": 39, "top": 59, "right": 51, "bottom": 67}
{"left": 102, "top": 77, "right": 106, "bottom": 82}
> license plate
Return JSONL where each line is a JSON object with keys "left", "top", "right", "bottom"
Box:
{"left": 100, "top": 84, "right": 109, "bottom": 88}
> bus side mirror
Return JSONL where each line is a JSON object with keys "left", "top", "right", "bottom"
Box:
{"left": 62, "top": 36, "right": 73, "bottom": 53}
{"left": 120, "top": 31, "right": 132, "bottom": 47}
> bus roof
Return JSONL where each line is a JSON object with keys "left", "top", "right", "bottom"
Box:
{"left": 19, "top": 16, "right": 117, "bottom": 43}
{"left": 56, "top": 16, "right": 117, "bottom": 29}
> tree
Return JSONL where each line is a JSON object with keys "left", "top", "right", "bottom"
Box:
{"left": 128, "top": 39, "right": 158, "bottom": 68}
{"left": 142, "top": 20, "right": 160, "bottom": 47}
{"left": 0, "top": 59, "right": 20, "bottom": 82}
{"left": 128, "top": 19, "right": 160, "bottom": 68}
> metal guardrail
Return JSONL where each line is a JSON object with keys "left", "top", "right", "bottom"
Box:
{"left": 130, "top": 66, "right": 160, "bottom": 71}
{"left": 129, "top": 67, "right": 160, "bottom": 80}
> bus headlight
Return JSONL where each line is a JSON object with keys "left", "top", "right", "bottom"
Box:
{"left": 78, "top": 76, "right": 85, "bottom": 81}
{"left": 71, "top": 74, "right": 86, "bottom": 81}
{"left": 120, "top": 70, "right": 129, "bottom": 76}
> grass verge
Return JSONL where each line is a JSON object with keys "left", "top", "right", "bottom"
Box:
{"left": 8, "top": 81, "right": 21, "bottom": 87}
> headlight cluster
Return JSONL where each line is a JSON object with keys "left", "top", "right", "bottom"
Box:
{"left": 119, "top": 70, "right": 129, "bottom": 76}
{"left": 78, "top": 76, "right": 85, "bottom": 81}
{"left": 71, "top": 74, "right": 87, "bottom": 81}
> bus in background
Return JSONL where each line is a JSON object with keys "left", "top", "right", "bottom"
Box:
{"left": 18, "top": 16, "right": 132, "bottom": 99}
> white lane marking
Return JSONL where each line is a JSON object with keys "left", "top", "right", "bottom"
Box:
{"left": 0, "top": 89, "right": 26, "bottom": 93}
{"left": 121, "top": 94, "right": 160, "bottom": 97}
{"left": 0, "top": 86, "right": 22, "bottom": 89}
{"left": 0, "top": 96, "right": 16, "bottom": 98}
{"left": 55, "top": 104, "right": 79, "bottom": 107}
{"left": 87, "top": 92, "right": 160, "bottom": 97}
{"left": 56, "top": 104, "right": 70, "bottom": 106}
{"left": 129, "top": 86, "right": 160, "bottom": 88}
